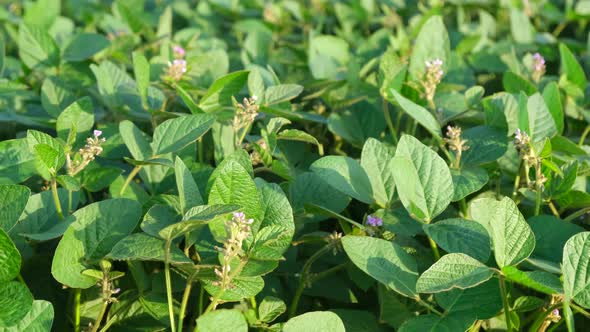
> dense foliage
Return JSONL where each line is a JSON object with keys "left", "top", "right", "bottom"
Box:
{"left": 1, "top": 0, "right": 590, "bottom": 331}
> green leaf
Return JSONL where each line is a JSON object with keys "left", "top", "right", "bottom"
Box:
{"left": 277, "top": 129, "right": 323, "bottom": 154}
{"left": 360, "top": 138, "right": 396, "bottom": 207}
{"left": 2, "top": 300, "right": 54, "bottom": 332}
{"left": 502, "top": 266, "right": 563, "bottom": 295}
{"left": 264, "top": 84, "right": 303, "bottom": 105}
{"left": 389, "top": 90, "right": 441, "bottom": 140}
{"left": 398, "top": 312, "right": 475, "bottom": 332}
{"left": 308, "top": 35, "right": 350, "bottom": 80}
{"left": 470, "top": 197, "right": 535, "bottom": 267}
{"left": 56, "top": 97, "right": 94, "bottom": 143}
{"left": 392, "top": 135, "right": 453, "bottom": 222}
{"left": 502, "top": 71, "right": 537, "bottom": 96}
{"left": 288, "top": 172, "right": 350, "bottom": 222}
{"left": 542, "top": 82, "right": 564, "bottom": 135}
{"left": 0, "top": 139, "right": 36, "bottom": 185}
{"left": 119, "top": 120, "right": 152, "bottom": 161}
{"left": 0, "top": 281, "right": 33, "bottom": 327}
{"left": 563, "top": 232, "right": 590, "bottom": 307}
{"left": 423, "top": 218, "right": 491, "bottom": 262}
{"left": 175, "top": 157, "right": 203, "bottom": 214}
{"left": 284, "top": 311, "right": 345, "bottom": 332}
{"left": 0, "top": 185, "right": 30, "bottom": 232}
{"left": 41, "top": 76, "right": 77, "bottom": 118}
{"left": 435, "top": 279, "right": 502, "bottom": 319}
{"left": 529, "top": 215, "right": 584, "bottom": 263}
{"left": 132, "top": 51, "right": 150, "bottom": 107}
{"left": 151, "top": 114, "right": 215, "bottom": 155}
{"left": 0, "top": 227, "right": 20, "bottom": 282}
{"left": 258, "top": 296, "right": 286, "bottom": 323}
{"left": 512, "top": 296, "right": 545, "bottom": 312}
{"left": 416, "top": 253, "right": 494, "bottom": 293}
{"left": 82, "top": 166, "right": 122, "bottom": 192}
{"left": 451, "top": 167, "right": 489, "bottom": 202}
{"left": 409, "top": 15, "right": 450, "bottom": 80}
{"left": 33, "top": 144, "right": 62, "bottom": 175}
{"left": 310, "top": 156, "right": 374, "bottom": 204}
{"left": 108, "top": 233, "right": 192, "bottom": 264}
{"left": 460, "top": 126, "right": 507, "bottom": 166}
{"left": 559, "top": 43, "right": 587, "bottom": 91}
{"left": 378, "top": 286, "right": 413, "bottom": 329}
{"left": 62, "top": 33, "right": 109, "bottom": 62}
{"left": 330, "top": 309, "right": 383, "bottom": 332}
{"left": 160, "top": 204, "right": 239, "bottom": 241}
{"left": 199, "top": 71, "right": 249, "bottom": 113}
{"left": 18, "top": 23, "right": 59, "bottom": 69}
{"left": 196, "top": 309, "right": 248, "bottom": 332}
{"left": 342, "top": 236, "right": 418, "bottom": 298}
{"left": 202, "top": 275, "right": 264, "bottom": 301}
{"left": 510, "top": 9, "right": 534, "bottom": 43}
{"left": 176, "top": 85, "right": 204, "bottom": 114}
{"left": 51, "top": 199, "right": 142, "bottom": 288}
{"left": 10, "top": 189, "right": 74, "bottom": 238}
{"left": 520, "top": 93, "right": 558, "bottom": 142}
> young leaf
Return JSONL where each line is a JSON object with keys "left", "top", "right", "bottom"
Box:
{"left": 258, "top": 296, "right": 286, "bottom": 323}
{"left": 409, "top": 15, "right": 450, "bottom": 80}
{"left": 56, "top": 97, "right": 94, "bottom": 143}
{"left": 392, "top": 135, "right": 453, "bottom": 222}
{"left": 132, "top": 51, "right": 150, "bottom": 107}
{"left": 151, "top": 114, "right": 215, "bottom": 155}
{"left": 18, "top": 23, "right": 59, "bottom": 69}
{"left": 264, "top": 84, "right": 303, "bottom": 105}
{"left": 310, "top": 156, "right": 374, "bottom": 204}
{"left": 360, "top": 138, "right": 396, "bottom": 207}
{"left": 416, "top": 253, "right": 494, "bottom": 293}
{"left": 423, "top": 218, "right": 491, "bottom": 262}
{"left": 559, "top": 43, "right": 587, "bottom": 91}
{"left": 342, "top": 236, "right": 418, "bottom": 298}
{"left": 199, "top": 71, "right": 249, "bottom": 112}
{"left": 389, "top": 90, "right": 442, "bottom": 140}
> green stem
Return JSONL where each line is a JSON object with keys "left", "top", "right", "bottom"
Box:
{"left": 164, "top": 240, "right": 177, "bottom": 332}
{"left": 68, "top": 190, "right": 73, "bottom": 214}
{"left": 498, "top": 274, "right": 512, "bottom": 331}
{"left": 197, "top": 138, "right": 204, "bottom": 163}
{"left": 236, "top": 124, "right": 251, "bottom": 148}
{"left": 565, "top": 207, "right": 590, "bottom": 222}
{"left": 512, "top": 161, "right": 523, "bottom": 199}
{"left": 120, "top": 166, "right": 142, "bottom": 196}
{"left": 178, "top": 278, "right": 193, "bottom": 332}
{"left": 459, "top": 198, "right": 468, "bottom": 218}
{"left": 382, "top": 97, "right": 399, "bottom": 144}
{"left": 198, "top": 285, "right": 204, "bottom": 315}
{"left": 535, "top": 189, "right": 542, "bottom": 216}
{"left": 528, "top": 302, "right": 562, "bottom": 332}
{"left": 416, "top": 298, "right": 443, "bottom": 315}
{"left": 570, "top": 302, "right": 590, "bottom": 318}
{"left": 547, "top": 201, "right": 560, "bottom": 218}
{"left": 428, "top": 237, "right": 441, "bottom": 261}
{"left": 204, "top": 259, "right": 248, "bottom": 314}
{"left": 288, "top": 244, "right": 333, "bottom": 318}
{"left": 51, "top": 178, "right": 64, "bottom": 220}
{"left": 579, "top": 125, "right": 590, "bottom": 146}
{"left": 90, "top": 301, "right": 108, "bottom": 332}
{"left": 74, "top": 289, "right": 81, "bottom": 332}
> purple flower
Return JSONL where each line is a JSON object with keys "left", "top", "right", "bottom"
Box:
{"left": 173, "top": 45, "right": 186, "bottom": 58}
{"left": 367, "top": 215, "right": 383, "bottom": 227}
{"left": 93, "top": 130, "right": 102, "bottom": 137}
{"left": 532, "top": 53, "right": 546, "bottom": 73}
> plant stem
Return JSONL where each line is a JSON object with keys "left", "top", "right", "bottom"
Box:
{"left": 204, "top": 259, "right": 248, "bottom": 314}
{"left": 579, "top": 125, "right": 590, "bottom": 146}
{"left": 547, "top": 201, "right": 560, "bottom": 218}
{"left": 90, "top": 301, "right": 108, "bottom": 332}
{"left": 74, "top": 289, "right": 81, "bottom": 332}
{"left": 120, "top": 166, "right": 142, "bottom": 196}
{"left": 535, "top": 189, "right": 542, "bottom": 216}
{"left": 51, "top": 178, "right": 64, "bottom": 220}
{"left": 416, "top": 298, "right": 443, "bottom": 315}
{"left": 428, "top": 237, "right": 440, "bottom": 261}
{"left": 565, "top": 207, "right": 590, "bottom": 222}
{"left": 198, "top": 285, "right": 204, "bottom": 315}
{"left": 498, "top": 274, "right": 512, "bottom": 331}
{"left": 288, "top": 244, "right": 333, "bottom": 318}
{"left": 164, "top": 240, "right": 177, "bottom": 332}
{"left": 178, "top": 278, "right": 193, "bottom": 332}
{"left": 459, "top": 198, "right": 468, "bottom": 218}
{"left": 382, "top": 97, "right": 399, "bottom": 144}
{"left": 236, "top": 124, "right": 251, "bottom": 148}
{"left": 197, "top": 138, "right": 204, "bottom": 163}
{"left": 529, "top": 302, "right": 562, "bottom": 332}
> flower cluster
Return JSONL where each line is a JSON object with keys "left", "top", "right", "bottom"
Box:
{"left": 422, "top": 59, "right": 444, "bottom": 109}
{"left": 173, "top": 45, "right": 186, "bottom": 59}
{"left": 445, "top": 126, "right": 469, "bottom": 168}
{"left": 67, "top": 130, "right": 106, "bottom": 176}
{"left": 213, "top": 212, "right": 253, "bottom": 288}
{"left": 366, "top": 215, "right": 383, "bottom": 227}
{"left": 531, "top": 53, "right": 546, "bottom": 82}
{"left": 233, "top": 96, "right": 259, "bottom": 138}
{"left": 165, "top": 45, "right": 187, "bottom": 81}
{"left": 514, "top": 129, "right": 547, "bottom": 191}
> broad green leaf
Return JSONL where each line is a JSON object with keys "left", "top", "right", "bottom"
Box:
{"left": 284, "top": 311, "right": 345, "bottom": 332}
{"left": 378, "top": 286, "right": 413, "bottom": 329}
{"left": 543, "top": 82, "right": 564, "bottom": 135}
{"left": 27, "top": 130, "right": 65, "bottom": 179}
{"left": 360, "top": 138, "right": 396, "bottom": 207}
{"left": 62, "top": 33, "right": 109, "bottom": 62}
{"left": 11, "top": 189, "right": 75, "bottom": 237}
{"left": 33, "top": 144, "right": 62, "bottom": 175}
{"left": 502, "top": 71, "right": 537, "bottom": 96}
{"left": 510, "top": 9, "right": 534, "bottom": 43}
{"left": 132, "top": 51, "right": 150, "bottom": 107}
{"left": 176, "top": 85, "right": 204, "bottom": 114}
{"left": 160, "top": 204, "right": 239, "bottom": 241}
{"left": 519, "top": 93, "right": 558, "bottom": 142}
{"left": 529, "top": 215, "right": 584, "bottom": 263}
{"left": 0, "top": 227, "right": 20, "bottom": 282}
{"left": 435, "top": 279, "right": 502, "bottom": 319}
{"left": 470, "top": 197, "right": 535, "bottom": 267}
{"left": 416, "top": 253, "right": 494, "bottom": 293}
{"left": 563, "top": 232, "right": 590, "bottom": 307}
{"left": 389, "top": 90, "right": 441, "bottom": 140}
{"left": 0, "top": 185, "right": 30, "bottom": 231}
{"left": 512, "top": 296, "right": 545, "bottom": 312}
{"left": 288, "top": 172, "right": 350, "bottom": 222}
{"left": 82, "top": 166, "right": 122, "bottom": 192}
{"left": 196, "top": 309, "right": 247, "bottom": 332}
{"left": 342, "top": 236, "right": 418, "bottom": 298}
{"left": 502, "top": 266, "right": 563, "bottom": 295}
{"left": 450, "top": 167, "right": 489, "bottom": 201}
{"left": 141, "top": 204, "right": 181, "bottom": 239}
{"left": 199, "top": 71, "right": 249, "bottom": 112}
{"left": 52, "top": 199, "right": 142, "bottom": 288}
{"left": 56, "top": 97, "right": 94, "bottom": 143}
{"left": 258, "top": 296, "right": 286, "bottom": 323}
{"left": 175, "top": 157, "right": 203, "bottom": 214}
{"left": 423, "top": 219, "right": 491, "bottom": 262}
{"left": 398, "top": 312, "right": 475, "bottom": 332}
{"left": 119, "top": 120, "right": 152, "bottom": 161}
{"left": 264, "top": 84, "right": 303, "bottom": 105}
{"left": 392, "top": 135, "right": 453, "bottom": 222}
{"left": 327, "top": 103, "right": 386, "bottom": 147}
{"left": 0, "top": 281, "right": 33, "bottom": 327}
{"left": 0, "top": 139, "right": 36, "bottom": 185}
{"left": 330, "top": 309, "right": 383, "bottom": 332}
{"left": 202, "top": 275, "right": 264, "bottom": 301}
{"left": 308, "top": 35, "right": 350, "bottom": 80}
{"left": 18, "top": 23, "right": 59, "bottom": 69}
{"left": 41, "top": 76, "right": 77, "bottom": 118}
{"left": 310, "top": 156, "right": 374, "bottom": 204}
{"left": 559, "top": 43, "right": 587, "bottom": 91}
{"left": 108, "top": 233, "right": 192, "bottom": 264}
{"left": 460, "top": 126, "right": 507, "bottom": 166}
{"left": 277, "top": 129, "right": 323, "bottom": 154}
{"left": 151, "top": 114, "right": 215, "bottom": 155}
{"left": 2, "top": 300, "right": 54, "bottom": 332}
{"left": 409, "top": 16, "right": 450, "bottom": 80}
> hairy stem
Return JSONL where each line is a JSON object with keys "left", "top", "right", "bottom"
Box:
{"left": 535, "top": 189, "right": 542, "bottom": 216}
{"left": 178, "top": 278, "right": 193, "bottom": 332}
{"left": 164, "top": 240, "right": 177, "bottom": 332}
{"left": 74, "top": 289, "right": 81, "bottom": 332}
{"left": 120, "top": 166, "right": 142, "bottom": 196}
{"left": 498, "top": 274, "right": 512, "bottom": 331}
{"left": 579, "top": 125, "right": 590, "bottom": 146}
{"left": 90, "top": 301, "right": 108, "bottom": 332}
{"left": 51, "top": 178, "right": 64, "bottom": 220}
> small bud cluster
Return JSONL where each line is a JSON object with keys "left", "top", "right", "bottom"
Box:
{"left": 67, "top": 130, "right": 106, "bottom": 176}
{"left": 366, "top": 215, "right": 383, "bottom": 227}
{"left": 98, "top": 260, "right": 120, "bottom": 304}
{"left": 445, "top": 126, "right": 469, "bottom": 168}
{"left": 514, "top": 129, "right": 547, "bottom": 191}
{"left": 549, "top": 309, "right": 561, "bottom": 323}
{"left": 213, "top": 212, "right": 253, "bottom": 288}
{"left": 422, "top": 59, "right": 444, "bottom": 109}
{"left": 327, "top": 231, "right": 343, "bottom": 255}
{"left": 248, "top": 138, "right": 268, "bottom": 166}
{"left": 531, "top": 53, "right": 546, "bottom": 83}
{"left": 233, "top": 96, "right": 259, "bottom": 134}
{"left": 165, "top": 46, "right": 187, "bottom": 81}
